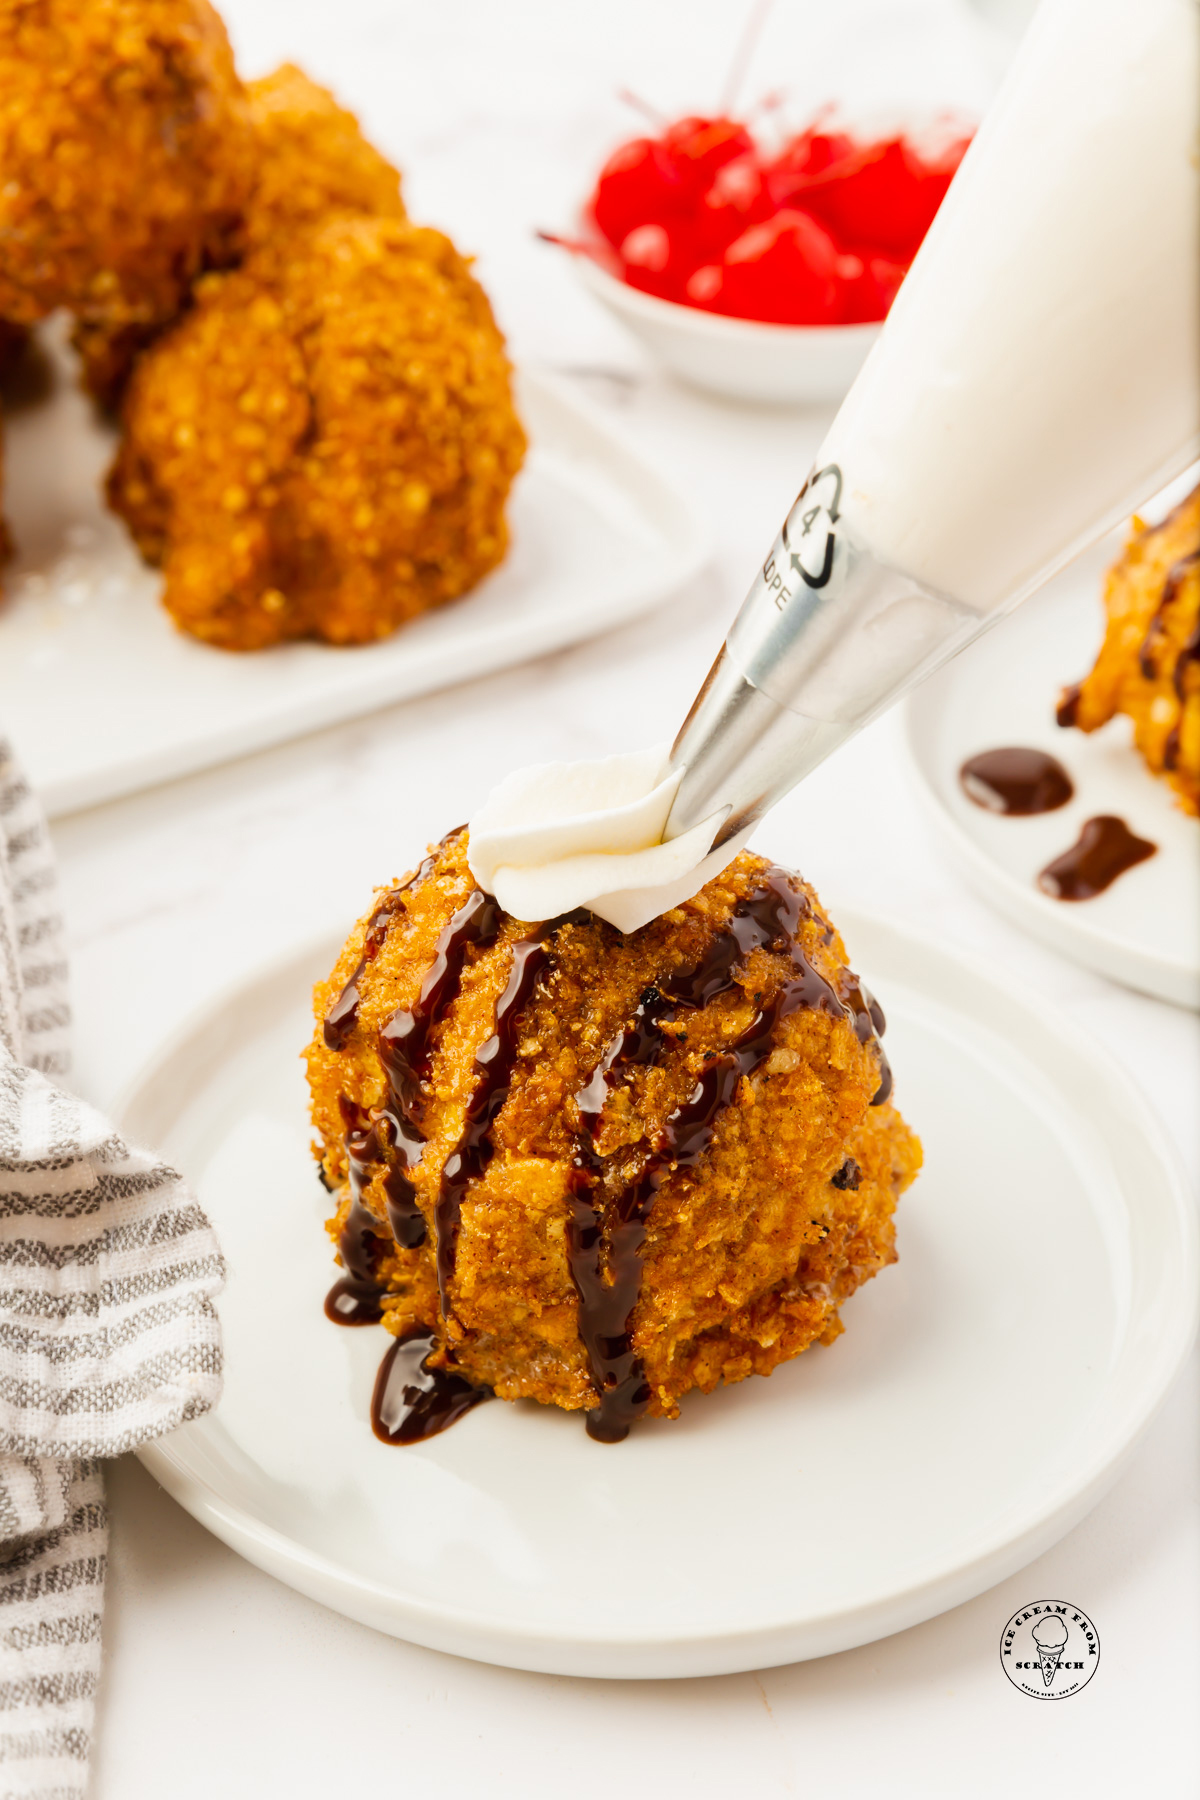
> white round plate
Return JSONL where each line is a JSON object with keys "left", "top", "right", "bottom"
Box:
{"left": 904, "top": 540, "right": 1200, "bottom": 1009}
{"left": 575, "top": 256, "right": 879, "bottom": 406}
{"left": 121, "top": 908, "right": 1196, "bottom": 1679}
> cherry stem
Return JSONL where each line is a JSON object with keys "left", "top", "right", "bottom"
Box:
{"left": 720, "top": 0, "right": 775, "bottom": 116}
{"left": 536, "top": 229, "right": 593, "bottom": 256}
{"left": 617, "top": 87, "right": 668, "bottom": 127}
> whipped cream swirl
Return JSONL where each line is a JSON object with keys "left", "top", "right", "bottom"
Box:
{"left": 467, "top": 746, "right": 753, "bottom": 933}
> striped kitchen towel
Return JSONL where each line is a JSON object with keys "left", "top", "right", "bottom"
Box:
{"left": 0, "top": 741, "right": 224, "bottom": 1799}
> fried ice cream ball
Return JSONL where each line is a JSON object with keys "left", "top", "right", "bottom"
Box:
{"left": 107, "top": 215, "right": 525, "bottom": 649}
{"left": 1059, "top": 484, "right": 1200, "bottom": 815}
{"left": 0, "top": 0, "right": 254, "bottom": 407}
{"left": 305, "top": 834, "right": 922, "bottom": 1440}
{"left": 242, "top": 63, "right": 406, "bottom": 263}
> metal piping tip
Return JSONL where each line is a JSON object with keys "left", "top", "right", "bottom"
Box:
{"left": 664, "top": 646, "right": 843, "bottom": 847}
{"left": 662, "top": 468, "right": 989, "bottom": 848}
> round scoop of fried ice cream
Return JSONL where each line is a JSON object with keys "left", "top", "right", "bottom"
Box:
{"left": 306, "top": 826, "right": 922, "bottom": 1440}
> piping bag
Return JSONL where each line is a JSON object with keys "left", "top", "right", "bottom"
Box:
{"left": 663, "top": 0, "right": 1200, "bottom": 848}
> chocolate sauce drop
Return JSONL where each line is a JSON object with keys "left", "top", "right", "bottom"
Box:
{"left": 568, "top": 869, "right": 890, "bottom": 1443}
{"left": 371, "top": 1327, "right": 492, "bottom": 1445}
{"left": 1056, "top": 683, "right": 1082, "bottom": 729}
{"left": 323, "top": 1192, "right": 390, "bottom": 1326}
{"left": 959, "top": 747, "right": 1074, "bottom": 815}
{"left": 324, "top": 1278, "right": 384, "bottom": 1327}
{"left": 1038, "top": 815, "right": 1157, "bottom": 901}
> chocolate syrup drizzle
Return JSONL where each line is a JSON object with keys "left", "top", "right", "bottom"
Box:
{"left": 322, "top": 835, "right": 502, "bottom": 1358}
{"left": 1038, "top": 815, "right": 1157, "bottom": 901}
{"left": 567, "top": 869, "right": 890, "bottom": 1443}
{"left": 324, "top": 885, "right": 507, "bottom": 1319}
{"left": 1138, "top": 551, "right": 1200, "bottom": 685}
{"left": 371, "top": 1326, "right": 492, "bottom": 1445}
{"left": 374, "top": 886, "right": 506, "bottom": 1252}
{"left": 322, "top": 834, "right": 461, "bottom": 1052}
{"left": 325, "top": 879, "right": 577, "bottom": 1441}
{"left": 322, "top": 1095, "right": 388, "bottom": 1323}
{"left": 434, "top": 927, "right": 556, "bottom": 1311}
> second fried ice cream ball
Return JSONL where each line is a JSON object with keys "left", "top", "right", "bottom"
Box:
{"left": 107, "top": 216, "right": 526, "bottom": 649}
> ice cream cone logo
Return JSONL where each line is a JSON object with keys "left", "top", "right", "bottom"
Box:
{"left": 1000, "top": 1599, "right": 1100, "bottom": 1700}
{"left": 1032, "top": 1615, "right": 1069, "bottom": 1687}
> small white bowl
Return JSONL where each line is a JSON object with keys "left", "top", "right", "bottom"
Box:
{"left": 575, "top": 254, "right": 880, "bottom": 406}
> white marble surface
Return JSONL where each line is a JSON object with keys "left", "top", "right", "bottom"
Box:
{"left": 25, "top": 0, "right": 1200, "bottom": 1791}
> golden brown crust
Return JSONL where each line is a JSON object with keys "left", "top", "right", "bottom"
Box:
{"left": 107, "top": 216, "right": 525, "bottom": 649}
{"left": 241, "top": 62, "right": 406, "bottom": 262}
{"left": 0, "top": 0, "right": 254, "bottom": 404}
{"left": 305, "top": 837, "right": 922, "bottom": 1424}
{"left": 1061, "top": 485, "right": 1200, "bottom": 815}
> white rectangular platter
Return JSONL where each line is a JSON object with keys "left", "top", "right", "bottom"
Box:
{"left": 0, "top": 327, "right": 705, "bottom": 817}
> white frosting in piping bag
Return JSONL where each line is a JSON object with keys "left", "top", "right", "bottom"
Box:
{"left": 467, "top": 746, "right": 753, "bottom": 933}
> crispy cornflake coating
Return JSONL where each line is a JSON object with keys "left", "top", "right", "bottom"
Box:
{"left": 242, "top": 63, "right": 406, "bottom": 261}
{"left": 305, "top": 837, "right": 922, "bottom": 1425}
{"left": 1060, "top": 484, "right": 1200, "bottom": 815}
{"left": 108, "top": 216, "right": 525, "bottom": 648}
{"left": 0, "top": 0, "right": 254, "bottom": 405}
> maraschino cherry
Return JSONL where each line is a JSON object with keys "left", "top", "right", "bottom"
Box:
{"left": 574, "top": 106, "right": 973, "bottom": 327}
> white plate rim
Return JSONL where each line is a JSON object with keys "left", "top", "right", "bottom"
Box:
{"left": 122, "top": 907, "right": 1199, "bottom": 1677}
{"left": 900, "top": 688, "right": 1200, "bottom": 1010}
